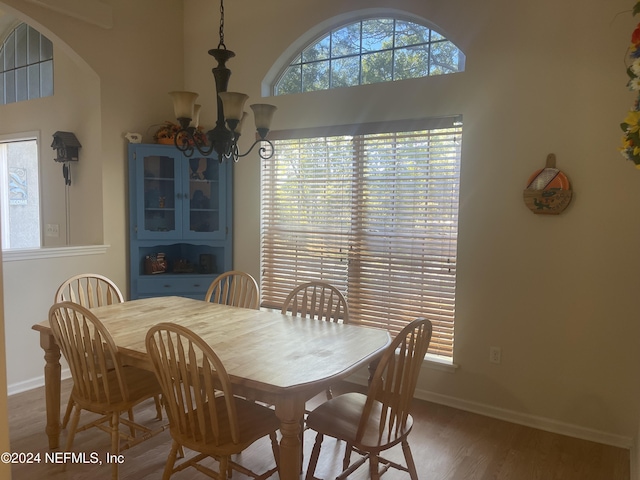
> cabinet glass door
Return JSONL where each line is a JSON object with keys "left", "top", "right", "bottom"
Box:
{"left": 140, "top": 154, "right": 179, "bottom": 237}
{"left": 185, "top": 157, "right": 226, "bottom": 239}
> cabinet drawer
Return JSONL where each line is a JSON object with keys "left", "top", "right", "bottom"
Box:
{"left": 137, "top": 275, "right": 213, "bottom": 294}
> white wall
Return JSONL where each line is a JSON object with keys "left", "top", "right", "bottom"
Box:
{"left": 183, "top": 0, "right": 640, "bottom": 445}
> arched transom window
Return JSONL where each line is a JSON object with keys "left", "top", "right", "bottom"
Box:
{"left": 0, "top": 23, "right": 54, "bottom": 105}
{"left": 275, "top": 17, "right": 465, "bottom": 96}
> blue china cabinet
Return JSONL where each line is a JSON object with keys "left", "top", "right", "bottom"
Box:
{"left": 128, "top": 144, "right": 232, "bottom": 299}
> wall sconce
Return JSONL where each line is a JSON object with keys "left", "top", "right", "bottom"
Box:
{"left": 51, "top": 131, "right": 81, "bottom": 185}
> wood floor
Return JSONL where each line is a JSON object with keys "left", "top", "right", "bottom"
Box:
{"left": 8, "top": 379, "right": 630, "bottom": 480}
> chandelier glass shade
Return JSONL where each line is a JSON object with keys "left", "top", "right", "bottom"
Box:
{"left": 169, "top": 0, "right": 277, "bottom": 162}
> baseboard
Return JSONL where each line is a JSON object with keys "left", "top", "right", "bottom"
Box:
{"left": 346, "top": 372, "right": 634, "bottom": 450}
{"left": 416, "top": 388, "right": 633, "bottom": 449}
{"left": 7, "top": 369, "right": 71, "bottom": 397}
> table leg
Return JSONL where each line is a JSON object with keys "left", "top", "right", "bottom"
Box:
{"left": 275, "top": 395, "right": 305, "bottom": 480}
{"left": 40, "top": 331, "right": 61, "bottom": 449}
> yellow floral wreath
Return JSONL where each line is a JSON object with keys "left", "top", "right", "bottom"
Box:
{"left": 619, "top": 2, "right": 640, "bottom": 168}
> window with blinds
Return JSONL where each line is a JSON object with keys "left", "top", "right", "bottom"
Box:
{"left": 261, "top": 116, "right": 462, "bottom": 359}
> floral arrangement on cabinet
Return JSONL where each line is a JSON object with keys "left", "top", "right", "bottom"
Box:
{"left": 620, "top": 2, "right": 640, "bottom": 168}
{"left": 153, "top": 121, "right": 208, "bottom": 146}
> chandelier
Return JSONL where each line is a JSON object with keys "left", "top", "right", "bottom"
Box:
{"left": 168, "top": 0, "right": 277, "bottom": 162}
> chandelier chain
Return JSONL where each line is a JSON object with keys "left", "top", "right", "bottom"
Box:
{"left": 218, "top": 0, "right": 226, "bottom": 49}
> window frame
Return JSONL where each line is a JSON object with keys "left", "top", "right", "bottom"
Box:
{"left": 260, "top": 116, "right": 462, "bottom": 361}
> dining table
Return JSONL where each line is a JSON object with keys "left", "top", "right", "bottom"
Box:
{"left": 32, "top": 296, "right": 391, "bottom": 479}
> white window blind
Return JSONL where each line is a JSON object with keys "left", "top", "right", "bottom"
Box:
{"left": 261, "top": 117, "right": 462, "bottom": 358}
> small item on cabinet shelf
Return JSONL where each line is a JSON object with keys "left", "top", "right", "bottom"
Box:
{"left": 153, "top": 121, "right": 208, "bottom": 146}
{"left": 523, "top": 153, "right": 572, "bottom": 215}
{"left": 199, "top": 254, "right": 215, "bottom": 274}
{"left": 191, "top": 190, "right": 209, "bottom": 209}
{"left": 190, "top": 158, "right": 208, "bottom": 180}
{"left": 145, "top": 253, "right": 167, "bottom": 274}
{"left": 173, "top": 259, "right": 195, "bottom": 273}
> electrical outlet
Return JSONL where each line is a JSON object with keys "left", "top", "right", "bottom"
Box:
{"left": 489, "top": 346, "right": 501, "bottom": 364}
{"left": 45, "top": 224, "right": 59, "bottom": 237}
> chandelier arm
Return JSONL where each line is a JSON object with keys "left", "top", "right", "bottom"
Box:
{"left": 230, "top": 142, "right": 239, "bottom": 163}
{"left": 173, "top": 134, "right": 195, "bottom": 158}
{"left": 193, "top": 142, "right": 216, "bottom": 157}
{"left": 173, "top": 127, "right": 216, "bottom": 157}
{"left": 237, "top": 139, "right": 275, "bottom": 160}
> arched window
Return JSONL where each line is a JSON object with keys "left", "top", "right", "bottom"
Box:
{"left": 275, "top": 17, "right": 465, "bottom": 96}
{"left": 0, "top": 23, "right": 53, "bottom": 105}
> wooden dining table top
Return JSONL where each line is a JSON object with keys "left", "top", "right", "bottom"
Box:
{"left": 36, "top": 295, "right": 390, "bottom": 393}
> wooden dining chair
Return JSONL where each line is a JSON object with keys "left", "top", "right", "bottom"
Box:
{"left": 282, "top": 281, "right": 349, "bottom": 401}
{"left": 145, "top": 322, "right": 280, "bottom": 480}
{"left": 55, "top": 273, "right": 162, "bottom": 428}
{"left": 204, "top": 270, "right": 260, "bottom": 309}
{"left": 281, "top": 281, "right": 349, "bottom": 326}
{"left": 49, "top": 302, "right": 167, "bottom": 480}
{"left": 304, "top": 318, "right": 433, "bottom": 480}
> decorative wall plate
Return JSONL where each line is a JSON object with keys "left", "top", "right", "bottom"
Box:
{"left": 523, "top": 153, "right": 572, "bottom": 214}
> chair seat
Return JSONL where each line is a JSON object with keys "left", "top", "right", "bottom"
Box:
{"left": 176, "top": 395, "right": 281, "bottom": 457}
{"left": 306, "top": 392, "right": 413, "bottom": 450}
{"left": 72, "top": 366, "right": 160, "bottom": 413}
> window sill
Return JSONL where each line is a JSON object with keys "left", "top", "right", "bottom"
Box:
{"left": 2, "top": 244, "right": 110, "bottom": 262}
{"left": 424, "top": 353, "right": 459, "bottom": 373}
